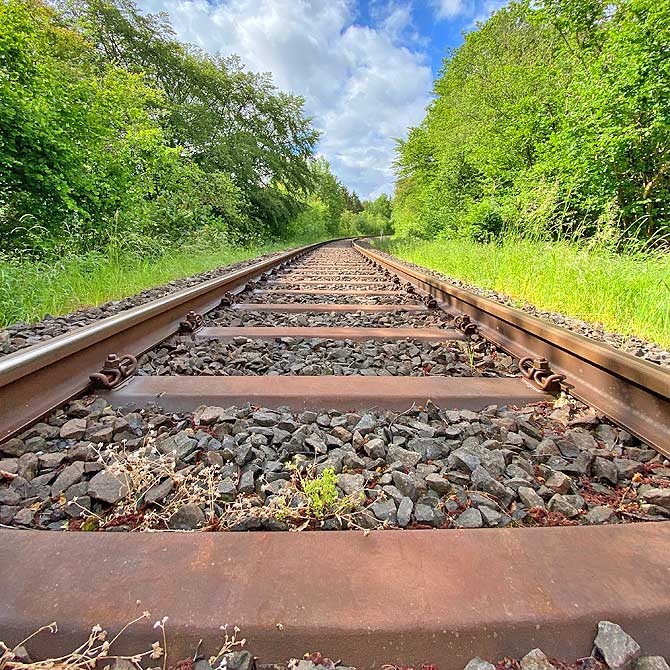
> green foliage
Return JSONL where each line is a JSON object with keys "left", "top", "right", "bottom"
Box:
{"left": 0, "top": 232, "right": 311, "bottom": 327}
{"left": 341, "top": 194, "right": 395, "bottom": 237}
{"left": 0, "top": 0, "right": 325, "bottom": 254}
{"left": 301, "top": 467, "right": 340, "bottom": 519}
{"left": 376, "top": 236, "right": 670, "bottom": 346}
{"left": 393, "top": 0, "right": 670, "bottom": 245}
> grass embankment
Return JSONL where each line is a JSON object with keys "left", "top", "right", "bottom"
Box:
{"left": 375, "top": 237, "right": 670, "bottom": 347}
{"left": 0, "top": 236, "right": 323, "bottom": 327}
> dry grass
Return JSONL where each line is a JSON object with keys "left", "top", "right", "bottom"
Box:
{"left": 0, "top": 615, "right": 246, "bottom": 670}
{"left": 74, "top": 439, "right": 373, "bottom": 532}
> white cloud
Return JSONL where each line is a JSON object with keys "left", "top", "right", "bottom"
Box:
{"left": 431, "top": 0, "right": 468, "bottom": 19}
{"left": 431, "top": 0, "right": 508, "bottom": 22}
{"left": 136, "top": 0, "right": 432, "bottom": 199}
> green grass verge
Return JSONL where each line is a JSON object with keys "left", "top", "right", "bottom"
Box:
{"left": 375, "top": 237, "right": 670, "bottom": 347}
{"left": 0, "top": 237, "right": 323, "bottom": 328}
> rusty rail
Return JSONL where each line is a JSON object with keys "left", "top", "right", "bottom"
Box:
{"left": 354, "top": 240, "right": 670, "bottom": 455}
{"left": 0, "top": 240, "right": 330, "bottom": 442}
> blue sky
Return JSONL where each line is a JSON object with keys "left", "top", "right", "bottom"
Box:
{"left": 136, "top": 0, "right": 505, "bottom": 198}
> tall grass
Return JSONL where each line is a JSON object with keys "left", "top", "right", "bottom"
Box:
{"left": 0, "top": 235, "right": 321, "bottom": 327}
{"left": 376, "top": 236, "right": 670, "bottom": 346}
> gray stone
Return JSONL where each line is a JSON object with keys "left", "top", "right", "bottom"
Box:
{"left": 471, "top": 466, "right": 514, "bottom": 507}
{"left": 521, "top": 649, "right": 555, "bottom": 670}
{"left": 156, "top": 431, "right": 198, "bottom": 461}
{"left": 0, "top": 488, "right": 21, "bottom": 505}
{"left": 518, "top": 486, "right": 545, "bottom": 509}
{"left": 464, "top": 658, "right": 495, "bottom": 670}
{"left": 397, "top": 496, "right": 413, "bottom": 527}
{"left": 455, "top": 507, "right": 483, "bottom": 528}
{"left": 364, "top": 437, "right": 386, "bottom": 459}
{"left": 414, "top": 503, "right": 436, "bottom": 525}
{"left": 544, "top": 470, "right": 572, "bottom": 494}
{"left": 370, "top": 498, "right": 397, "bottom": 524}
{"left": 635, "top": 658, "right": 670, "bottom": 670}
{"left": 586, "top": 505, "right": 616, "bottom": 524}
{"left": 168, "top": 503, "right": 206, "bottom": 530}
{"left": 639, "top": 488, "right": 670, "bottom": 511}
{"left": 479, "top": 506, "right": 503, "bottom": 527}
{"left": 387, "top": 444, "right": 421, "bottom": 468}
{"left": 547, "top": 494, "right": 579, "bottom": 517}
{"left": 425, "top": 473, "right": 451, "bottom": 494}
{"left": 17, "top": 453, "right": 38, "bottom": 481}
{"left": 337, "top": 473, "right": 365, "bottom": 497}
{"left": 594, "top": 621, "right": 641, "bottom": 670}
{"left": 51, "top": 462, "right": 86, "bottom": 497}
{"left": 145, "top": 478, "right": 174, "bottom": 505}
{"left": 196, "top": 406, "right": 227, "bottom": 424}
{"left": 60, "top": 418, "right": 87, "bottom": 440}
{"left": 12, "top": 508, "right": 34, "bottom": 526}
{"left": 392, "top": 471, "right": 420, "bottom": 501}
{"left": 449, "top": 447, "right": 481, "bottom": 472}
{"left": 251, "top": 411, "right": 279, "bottom": 427}
{"left": 593, "top": 457, "right": 618, "bottom": 486}
{"left": 0, "top": 438, "right": 28, "bottom": 457}
{"left": 238, "top": 469, "right": 256, "bottom": 494}
{"left": 0, "top": 458, "right": 18, "bottom": 474}
{"left": 212, "top": 650, "right": 255, "bottom": 670}
{"left": 354, "top": 414, "right": 376, "bottom": 436}
{"left": 614, "top": 458, "right": 645, "bottom": 480}
{"left": 87, "top": 471, "right": 128, "bottom": 504}
{"left": 566, "top": 428, "right": 598, "bottom": 451}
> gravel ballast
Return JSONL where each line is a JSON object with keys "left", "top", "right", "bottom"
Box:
{"left": 137, "top": 335, "right": 516, "bottom": 377}
{"left": 1, "top": 392, "right": 666, "bottom": 532}
{"left": 207, "top": 306, "right": 455, "bottom": 329}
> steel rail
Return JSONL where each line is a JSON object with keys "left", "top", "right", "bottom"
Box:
{"left": 0, "top": 240, "right": 332, "bottom": 443}
{"left": 354, "top": 240, "right": 670, "bottom": 454}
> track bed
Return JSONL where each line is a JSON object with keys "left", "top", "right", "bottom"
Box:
{"left": 1, "top": 239, "right": 669, "bottom": 669}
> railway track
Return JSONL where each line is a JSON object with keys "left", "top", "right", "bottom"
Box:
{"left": 1, "top": 239, "right": 670, "bottom": 669}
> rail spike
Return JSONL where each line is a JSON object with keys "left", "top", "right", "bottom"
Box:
{"left": 219, "top": 292, "right": 236, "bottom": 307}
{"left": 454, "top": 313, "right": 478, "bottom": 335}
{"left": 89, "top": 353, "right": 138, "bottom": 390}
{"left": 518, "top": 356, "right": 566, "bottom": 393}
{"left": 179, "top": 310, "right": 204, "bottom": 333}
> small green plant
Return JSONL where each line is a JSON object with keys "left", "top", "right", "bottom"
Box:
{"left": 302, "top": 467, "right": 339, "bottom": 519}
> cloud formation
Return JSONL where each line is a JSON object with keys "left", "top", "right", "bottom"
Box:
{"left": 137, "top": 0, "right": 433, "bottom": 199}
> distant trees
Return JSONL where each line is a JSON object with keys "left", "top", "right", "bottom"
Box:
{"left": 393, "top": 0, "right": 670, "bottom": 245}
{"left": 341, "top": 194, "right": 395, "bottom": 237}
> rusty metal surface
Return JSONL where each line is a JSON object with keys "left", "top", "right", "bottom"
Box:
{"left": 232, "top": 303, "right": 428, "bottom": 313}
{"left": 101, "top": 375, "right": 543, "bottom": 412}
{"left": 268, "top": 280, "right": 392, "bottom": 286}
{"left": 354, "top": 241, "right": 670, "bottom": 454}
{"left": 0, "top": 241, "right": 330, "bottom": 443}
{"left": 2, "top": 524, "right": 670, "bottom": 669}
{"left": 195, "top": 326, "right": 465, "bottom": 341}
{"left": 254, "top": 289, "right": 409, "bottom": 296}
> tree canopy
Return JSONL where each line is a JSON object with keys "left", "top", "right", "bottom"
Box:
{"left": 0, "top": 0, "right": 361, "bottom": 252}
{"left": 393, "top": 0, "right": 670, "bottom": 245}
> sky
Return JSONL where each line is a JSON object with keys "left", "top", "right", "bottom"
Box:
{"left": 136, "top": 0, "right": 506, "bottom": 199}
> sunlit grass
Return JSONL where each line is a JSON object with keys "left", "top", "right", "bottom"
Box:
{"left": 0, "top": 237, "right": 321, "bottom": 327}
{"left": 375, "top": 236, "right": 670, "bottom": 347}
